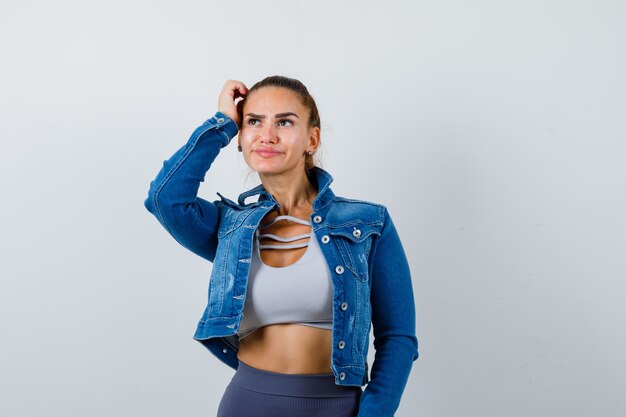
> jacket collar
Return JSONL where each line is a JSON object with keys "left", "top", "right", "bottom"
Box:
{"left": 237, "top": 166, "right": 335, "bottom": 211}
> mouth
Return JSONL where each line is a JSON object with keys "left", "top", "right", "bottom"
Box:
{"left": 254, "top": 149, "right": 284, "bottom": 158}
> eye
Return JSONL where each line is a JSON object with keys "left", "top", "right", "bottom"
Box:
{"left": 277, "top": 119, "right": 294, "bottom": 127}
{"left": 246, "top": 118, "right": 259, "bottom": 125}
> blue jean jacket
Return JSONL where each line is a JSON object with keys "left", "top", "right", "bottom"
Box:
{"left": 144, "top": 111, "right": 419, "bottom": 417}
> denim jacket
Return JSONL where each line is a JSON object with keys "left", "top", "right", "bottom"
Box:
{"left": 144, "top": 111, "right": 419, "bottom": 417}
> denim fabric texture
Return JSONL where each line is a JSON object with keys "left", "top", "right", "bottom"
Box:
{"left": 144, "top": 111, "right": 419, "bottom": 417}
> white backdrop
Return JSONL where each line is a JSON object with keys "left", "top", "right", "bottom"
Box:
{"left": 1, "top": 1, "right": 625, "bottom": 416}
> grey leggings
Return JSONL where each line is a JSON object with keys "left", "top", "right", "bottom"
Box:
{"left": 216, "top": 359, "right": 362, "bottom": 417}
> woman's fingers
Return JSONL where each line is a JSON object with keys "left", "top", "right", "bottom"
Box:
{"left": 228, "top": 80, "right": 249, "bottom": 103}
{"left": 218, "top": 80, "right": 249, "bottom": 129}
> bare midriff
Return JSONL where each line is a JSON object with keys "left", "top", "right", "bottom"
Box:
{"left": 237, "top": 324, "right": 333, "bottom": 374}
{"left": 236, "top": 200, "right": 333, "bottom": 375}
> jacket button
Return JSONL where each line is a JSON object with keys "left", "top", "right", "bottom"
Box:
{"left": 216, "top": 117, "right": 224, "bottom": 123}
{"left": 335, "top": 265, "right": 344, "bottom": 274}
{"left": 222, "top": 348, "right": 228, "bottom": 353}
{"left": 321, "top": 235, "right": 330, "bottom": 243}
{"left": 339, "top": 372, "right": 346, "bottom": 380}
{"left": 313, "top": 215, "right": 322, "bottom": 223}
{"left": 352, "top": 228, "right": 361, "bottom": 238}
{"left": 341, "top": 302, "right": 348, "bottom": 311}
{"left": 338, "top": 340, "right": 345, "bottom": 349}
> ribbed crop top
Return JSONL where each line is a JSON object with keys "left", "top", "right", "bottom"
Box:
{"left": 237, "top": 214, "right": 334, "bottom": 340}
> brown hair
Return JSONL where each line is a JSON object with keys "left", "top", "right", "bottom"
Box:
{"left": 238, "top": 75, "right": 322, "bottom": 173}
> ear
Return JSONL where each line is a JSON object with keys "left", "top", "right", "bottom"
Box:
{"left": 308, "top": 126, "right": 321, "bottom": 150}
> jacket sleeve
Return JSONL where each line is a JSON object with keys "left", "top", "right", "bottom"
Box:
{"left": 358, "top": 206, "right": 419, "bottom": 417}
{"left": 143, "top": 111, "right": 239, "bottom": 263}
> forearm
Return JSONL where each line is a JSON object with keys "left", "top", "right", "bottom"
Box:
{"left": 357, "top": 335, "right": 418, "bottom": 417}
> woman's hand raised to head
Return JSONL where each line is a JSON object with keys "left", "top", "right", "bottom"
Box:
{"left": 218, "top": 79, "right": 249, "bottom": 129}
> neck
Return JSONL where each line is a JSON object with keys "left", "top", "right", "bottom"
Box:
{"left": 258, "top": 165, "right": 317, "bottom": 216}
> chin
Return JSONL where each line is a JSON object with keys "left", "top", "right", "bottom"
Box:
{"left": 254, "top": 166, "right": 287, "bottom": 176}
{"left": 250, "top": 161, "right": 294, "bottom": 176}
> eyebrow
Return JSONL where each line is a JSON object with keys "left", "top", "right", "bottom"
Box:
{"left": 245, "top": 112, "right": 299, "bottom": 119}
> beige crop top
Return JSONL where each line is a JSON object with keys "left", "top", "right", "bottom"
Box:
{"left": 237, "top": 214, "right": 334, "bottom": 340}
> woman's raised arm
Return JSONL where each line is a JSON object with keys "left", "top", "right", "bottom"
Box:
{"left": 143, "top": 80, "right": 248, "bottom": 262}
{"left": 143, "top": 112, "right": 238, "bottom": 262}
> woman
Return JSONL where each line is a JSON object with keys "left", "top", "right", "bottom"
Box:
{"left": 144, "top": 76, "right": 418, "bottom": 417}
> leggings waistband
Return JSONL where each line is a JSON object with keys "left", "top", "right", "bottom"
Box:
{"left": 232, "top": 359, "right": 362, "bottom": 398}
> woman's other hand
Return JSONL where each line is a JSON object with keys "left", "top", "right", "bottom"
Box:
{"left": 218, "top": 79, "right": 248, "bottom": 129}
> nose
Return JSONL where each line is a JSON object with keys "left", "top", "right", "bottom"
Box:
{"left": 260, "top": 122, "right": 277, "bottom": 143}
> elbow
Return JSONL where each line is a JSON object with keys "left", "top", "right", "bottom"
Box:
{"left": 144, "top": 195, "right": 155, "bottom": 214}
{"left": 405, "top": 334, "right": 420, "bottom": 362}
{"left": 144, "top": 182, "right": 159, "bottom": 215}
{"left": 144, "top": 180, "right": 163, "bottom": 216}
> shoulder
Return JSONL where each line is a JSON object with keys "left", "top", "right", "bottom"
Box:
{"left": 327, "top": 195, "right": 388, "bottom": 226}
{"left": 332, "top": 195, "right": 386, "bottom": 208}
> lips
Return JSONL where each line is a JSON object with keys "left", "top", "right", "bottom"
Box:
{"left": 254, "top": 148, "right": 284, "bottom": 157}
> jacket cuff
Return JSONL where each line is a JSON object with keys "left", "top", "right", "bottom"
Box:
{"left": 206, "top": 111, "right": 239, "bottom": 139}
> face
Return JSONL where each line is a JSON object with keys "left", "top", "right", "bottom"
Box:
{"left": 239, "top": 86, "right": 319, "bottom": 176}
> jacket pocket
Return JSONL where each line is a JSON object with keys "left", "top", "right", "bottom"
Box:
{"left": 328, "top": 222, "right": 382, "bottom": 281}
